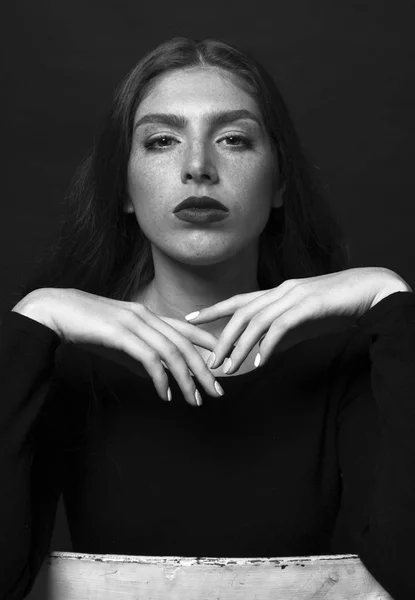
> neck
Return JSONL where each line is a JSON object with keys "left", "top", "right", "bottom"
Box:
{"left": 132, "top": 242, "right": 266, "bottom": 338}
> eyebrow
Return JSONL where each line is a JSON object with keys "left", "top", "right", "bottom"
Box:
{"left": 134, "top": 109, "right": 263, "bottom": 131}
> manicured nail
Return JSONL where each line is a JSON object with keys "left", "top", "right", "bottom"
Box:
{"left": 223, "top": 357, "right": 232, "bottom": 374}
{"left": 214, "top": 380, "right": 225, "bottom": 396}
{"left": 206, "top": 352, "right": 216, "bottom": 369}
{"left": 185, "top": 311, "right": 200, "bottom": 321}
{"left": 195, "top": 388, "right": 202, "bottom": 406}
{"left": 167, "top": 387, "right": 172, "bottom": 401}
{"left": 254, "top": 353, "right": 261, "bottom": 368}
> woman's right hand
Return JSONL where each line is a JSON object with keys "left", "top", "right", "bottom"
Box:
{"left": 11, "top": 287, "right": 225, "bottom": 407}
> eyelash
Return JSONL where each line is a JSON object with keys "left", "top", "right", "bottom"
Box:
{"left": 143, "top": 134, "right": 253, "bottom": 152}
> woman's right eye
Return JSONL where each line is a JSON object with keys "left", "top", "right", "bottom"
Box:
{"left": 144, "top": 135, "right": 177, "bottom": 151}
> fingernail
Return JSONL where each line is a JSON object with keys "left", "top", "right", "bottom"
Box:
{"left": 254, "top": 352, "right": 261, "bottom": 368}
{"left": 195, "top": 388, "right": 202, "bottom": 406}
{"left": 223, "top": 357, "right": 232, "bottom": 374}
{"left": 206, "top": 352, "right": 216, "bottom": 369}
{"left": 167, "top": 387, "right": 172, "bottom": 401}
{"left": 214, "top": 380, "right": 225, "bottom": 396}
{"left": 185, "top": 311, "right": 200, "bottom": 321}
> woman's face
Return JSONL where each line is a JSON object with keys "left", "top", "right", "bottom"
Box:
{"left": 126, "top": 67, "right": 281, "bottom": 267}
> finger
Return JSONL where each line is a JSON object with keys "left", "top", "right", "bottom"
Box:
{"left": 183, "top": 280, "right": 297, "bottom": 335}
{"left": 184, "top": 290, "right": 268, "bottom": 323}
{"left": 118, "top": 324, "right": 203, "bottom": 406}
{"left": 126, "top": 313, "right": 223, "bottom": 405}
{"left": 227, "top": 295, "right": 332, "bottom": 373}
{"left": 108, "top": 327, "right": 171, "bottom": 402}
{"left": 210, "top": 283, "right": 306, "bottom": 370}
{"left": 160, "top": 316, "right": 219, "bottom": 350}
{"left": 132, "top": 304, "right": 219, "bottom": 349}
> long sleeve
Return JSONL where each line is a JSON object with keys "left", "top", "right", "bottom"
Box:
{"left": 0, "top": 310, "right": 67, "bottom": 600}
{"left": 331, "top": 291, "right": 415, "bottom": 600}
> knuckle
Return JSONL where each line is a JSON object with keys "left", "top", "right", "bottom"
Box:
{"left": 165, "top": 342, "right": 183, "bottom": 360}
{"left": 132, "top": 300, "right": 146, "bottom": 314}
{"left": 293, "top": 281, "right": 308, "bottom": 296}
{"left": 277, "top": 313, "right": 292, "bottom": 329}
{"left": 231, "top": 307, "right": 245, "bottom": 324}
{"left": 109, "top": 325, "right": 129, "bottom": 350}
{"left": 144, "top": 347, "right": 160, "bottom": 365}
{"left": 155, "top": 362, "right": 169, "bottom": 380}
{"left": 147, "top": 356, "right": 165, "bottom": 375}
{"left": 279, "top": 278, "right": 298, "bottom": 291}
{"left": 251, "top": 312, "right": 267, "bottom": 327}
{"left": 181, "top": 336, "right": 197, "bottom": 352}
{"left": 120, "top": 309, "right": 139, "bottom": 327}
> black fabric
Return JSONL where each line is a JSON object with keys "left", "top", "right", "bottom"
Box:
{"left": 1, "top": 291, "right": 415, "bottom": 599}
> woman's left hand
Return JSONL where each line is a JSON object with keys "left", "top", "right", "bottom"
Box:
{"left": 184, "top": 267, "right": 412, "bottom": 373}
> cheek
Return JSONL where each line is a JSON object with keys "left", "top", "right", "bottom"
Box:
{"left": 127, "top": 160, "right": 175, "bottom": 217}
{"left": 128, "top": 160, "right": 157, "bottom": 196}
{"left": 236, "top": 160, "right": 275, "bottom": 205}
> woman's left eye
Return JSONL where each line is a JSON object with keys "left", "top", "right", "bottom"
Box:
{"left": 144, "top": 135, "right": 253, "bottom": 151}
{"left": 221, "top": 135, "right": 253, "bottom": 148}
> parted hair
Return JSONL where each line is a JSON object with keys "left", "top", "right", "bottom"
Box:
{"left": 12, "top": 36, "right": 352, "bottom": 307}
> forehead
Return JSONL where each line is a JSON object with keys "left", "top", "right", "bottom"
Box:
{"left": 136, "top": 67, "right": 260, "bottom": 117}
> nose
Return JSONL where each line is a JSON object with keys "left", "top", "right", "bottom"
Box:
{"left": 181, "top": 142, "right": 219, "bottom": 184}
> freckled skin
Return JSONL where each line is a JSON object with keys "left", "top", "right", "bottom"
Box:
{"left": 123, "top": 67, "right": 284, "bottom": 354}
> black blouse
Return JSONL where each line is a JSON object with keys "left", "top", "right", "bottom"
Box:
{"left": 1, "top": 291, "right": 415, "bottom": 599}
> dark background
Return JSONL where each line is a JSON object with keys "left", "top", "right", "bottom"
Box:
{"left": 2, "top": 0, "right": 414, "bottom": 592}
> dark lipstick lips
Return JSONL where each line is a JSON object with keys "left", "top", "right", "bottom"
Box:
{"left": 173, "top": 196, "right": 228, "bottom": 213}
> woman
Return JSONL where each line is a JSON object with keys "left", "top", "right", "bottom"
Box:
{"left": 1, "top": 36, "right": 414, "bottom": 599}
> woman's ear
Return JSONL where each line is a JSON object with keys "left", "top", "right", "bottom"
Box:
{"left": 123, "top": 197, "right": 135, "bottom": 214}
{"left": 272, "top": 182, "right": 285, "bottom": 209}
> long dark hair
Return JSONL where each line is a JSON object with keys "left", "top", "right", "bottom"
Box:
{"left": 11, "top": 36, "right": 352, "bottom": 307}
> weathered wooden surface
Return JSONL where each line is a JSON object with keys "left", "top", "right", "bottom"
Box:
{"left": 27, "top": 552, "right": 393, "bottom": 599}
